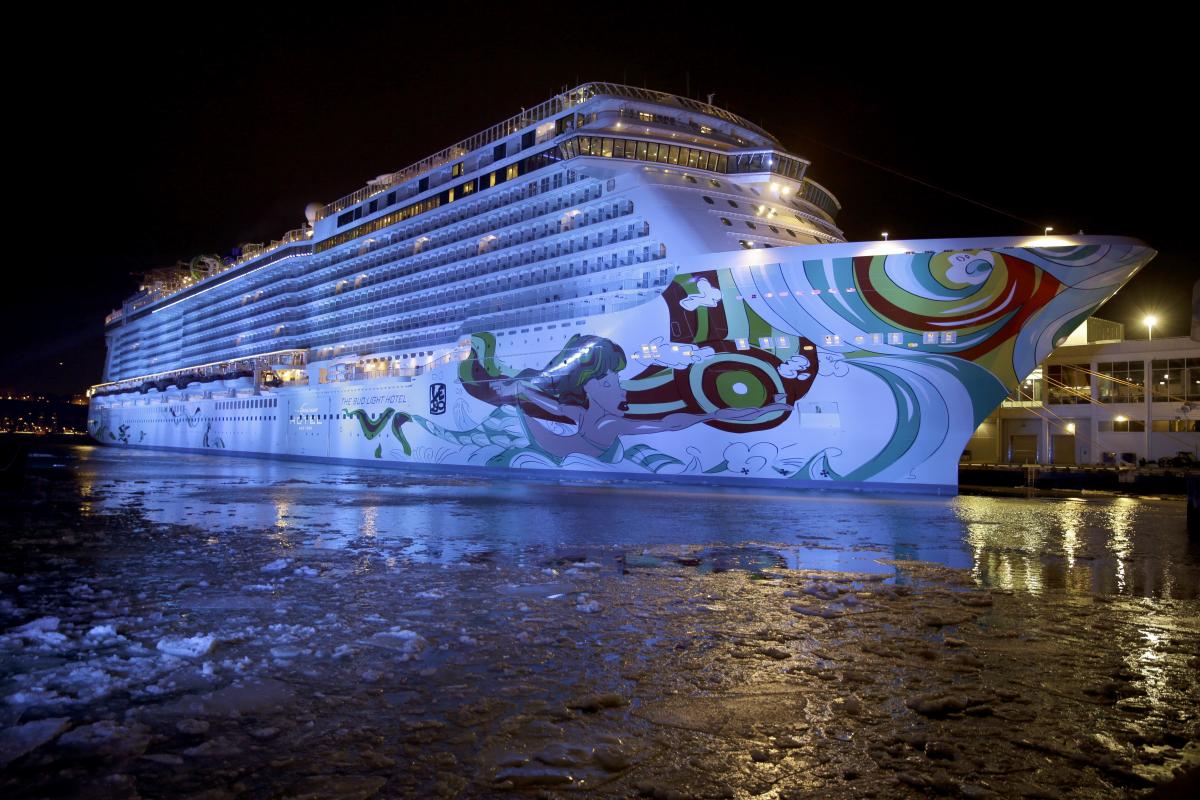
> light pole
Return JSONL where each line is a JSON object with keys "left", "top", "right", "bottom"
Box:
{"left": 1144, "top": 314, "right": 1158, "bottom": 341}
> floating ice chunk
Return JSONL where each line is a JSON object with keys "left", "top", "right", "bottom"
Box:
{"left": 371, "top": 628, "right": 428, "bottom": 660}
{"left": 575, "top": 594, "right": 602, "bottom": 614}
{"left": 12, "top": 617, "right": 59, "bottom": 634}
{"left": 63, "top": 666, "right": 115, "bottom": 701}
{"left": 293, "top": 566, "right": 319, "bottom": 577}
{"left": 415, "top": 589, "right": 445, "bottom": 599}
{"left": 57, "top": 720, "right": 150, "bottom": 758}
{"left": 0, "top": 717, "right": 69, "bottom": 766}
{"left": 791, "top": 604, "right": 843, "bottom": 619}
{"left": 241, "top": 584, "right": 275, "bottom": 593}
{"left": 7, "top": 617, "right": 68, "bottom": 647}
{"left": 85, "top": 624, "right": 119, "bottom": 639}
{"left": 175, "top": 718, "right": 209, "bottom": 735}
{"left": 156, "top": 634, "right": 216, "bottom": 658}
{"left": 260, "top": 558, "right": 291, "bottom": 573}
{"left": 6, "top": 688, "right": 63, "bottom": 707}
{"left": 142, "top": 753, "right": 183, "bottom": 766}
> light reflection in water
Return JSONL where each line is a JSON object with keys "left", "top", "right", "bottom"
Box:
{"left": 1107, "top": 497, "right": 1135, "bottom": 594}
{"left": 1060, "top": 500, "right": 1081, "bottom": 567}
{"left": 54, "top": 445, "right": 1200, "bottom": 600}
{"left": 361, "top": 505, "right": 378, "bottom": 539}
{"left": 274, "top": 500, "right": 290, "bottom": 531}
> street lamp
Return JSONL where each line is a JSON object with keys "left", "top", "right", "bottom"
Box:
{"left": 1143, "top": 314, "right": 1158, "bottom": 341}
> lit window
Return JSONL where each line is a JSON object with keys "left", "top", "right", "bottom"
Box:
{"left": 759, "top": 336, "right": 773, "bottom": 348}
{"left": 940, "top": 331, "right": 957, "bottom": 344}
{"left": 888, "top": 332, "right": 904, "bottom": 345}
{"left": 923, "top": 332, "right": 938, "bottom": 344}
{"left": 735, "top": 338, "right": 750, "bottom": 351}
{"left": 823, "top": 334, "right": 841, "bottom": 346}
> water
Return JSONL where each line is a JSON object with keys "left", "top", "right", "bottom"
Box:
{"left": 58, "top": 445, "right": 1200, "bottom": 599}
{"left": 3, "top": 445, "right": 1198, "bottom": 797}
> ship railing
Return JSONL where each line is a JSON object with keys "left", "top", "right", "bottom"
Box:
{"left": 319, "top": 83, "right": 775, "bottom": 220}
{"left": 90, "top": 348, "right": 308, "bottom": 398}
{"left": 112, "top": 230, "right": 314, "bottom": 322}
{"left": 613, "top": 107, "right": 750, "bottom": 145}
{"left": 800, "top": 177, "right": 842, "bottom": 220}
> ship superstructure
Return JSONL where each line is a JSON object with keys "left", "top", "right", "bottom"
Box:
{"left": 89, "top": 83, "right": 1155, "bottom": 491}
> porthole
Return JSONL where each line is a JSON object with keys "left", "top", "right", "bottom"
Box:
{"left": 702, "top": 196, "right": 714, "bottom": 204}
{"left": 720, "top": 217, "right": 732, "bottom": 226}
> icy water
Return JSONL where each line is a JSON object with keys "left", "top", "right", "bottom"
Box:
{"left": 1, "top": 444, "right": 1198, "bottom": 798}
{"left": 38, "top": 446, "right": 1200, "bottom": 599}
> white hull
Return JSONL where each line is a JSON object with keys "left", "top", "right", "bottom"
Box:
{"left": 91, "top": 237, "right": 1155, "bottom": 492}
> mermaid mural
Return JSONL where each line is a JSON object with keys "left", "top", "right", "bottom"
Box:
{"left": 386, "top": 332, "right": 799, "bottom": 472}
{"left": 335, "top": 240, "right": 1155, "bottom": 487}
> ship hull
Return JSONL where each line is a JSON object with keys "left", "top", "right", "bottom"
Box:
{"left": 89, "top": 236, "right": 1156, "bottom": 493}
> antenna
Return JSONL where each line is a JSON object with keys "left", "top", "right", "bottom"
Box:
{"left": 706, "top": 92, "right": 715, "bottom": 106}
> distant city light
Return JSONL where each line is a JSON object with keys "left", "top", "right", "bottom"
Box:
{"left": 1143, "top": 314, "right": 1158, "bottom": 340}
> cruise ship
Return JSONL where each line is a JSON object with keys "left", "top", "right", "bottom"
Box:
{"left": 88, "top": 83, "right": 1155, "bottom": 492}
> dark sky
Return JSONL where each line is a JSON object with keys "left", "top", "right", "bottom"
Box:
{"left": 7, "top": 12, "right": 1191, "bottom": 395}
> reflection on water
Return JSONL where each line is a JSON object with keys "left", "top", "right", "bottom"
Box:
{"left": 43, "top": 445, "right": 1200, "bottom": 599}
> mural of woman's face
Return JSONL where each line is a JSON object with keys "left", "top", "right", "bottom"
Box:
{"left": 584, "top": 375, "right": 629, "bottom": 413}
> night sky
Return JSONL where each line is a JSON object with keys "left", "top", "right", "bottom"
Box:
{"left": 7, "top": 12, "right": 1191, "bottom": 396}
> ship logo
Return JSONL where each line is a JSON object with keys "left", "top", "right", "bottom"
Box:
{"left": 429, "top": 383, "right": 447, "bottom": 415}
